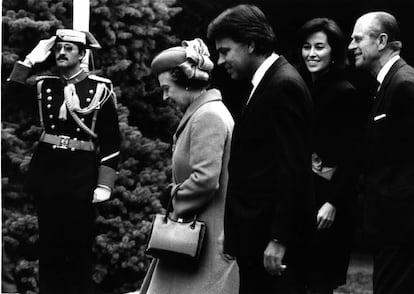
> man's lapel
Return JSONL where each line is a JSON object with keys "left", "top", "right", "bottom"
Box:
{"left": 368, "top": 58, "right": 407, "bottom": 133}
{"left": 241, "top": 56, "right": 287, "bottom": 117}
{"left": 375, "top": 58, "right": 406, "bottom": 106}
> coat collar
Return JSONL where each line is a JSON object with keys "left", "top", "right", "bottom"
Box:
{"left": 376, "top": 58, "right": 406, "bottom": 99}
{"left": 249, "top": 53, "right": 279, "bottom": 99}
{"left": 377, "top": 55, "right": 400, "bottom": 86}
{"left": 61, "top": 69, "right": 88, "bottom": 84}
{"left": 240, "top": 56, "right": 288, "bottom": 116}
{"left": 174, "top": 89, "right": 222, "bottom": 140}
{"left": 369, "top": 58, "right": 407, "bottom": 126}
{"left": 253, "top": 55, "right": 288, "bottom": 97}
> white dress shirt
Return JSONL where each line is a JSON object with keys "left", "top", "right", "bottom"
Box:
{"left": 246, "top": 53, "right": 279, "bottom": 105}
{"left": 376, "top": 55, "right": 400, "bottom": 92}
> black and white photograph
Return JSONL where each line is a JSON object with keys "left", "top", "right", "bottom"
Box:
{"left": 2, "top": 0, "right": 414, "bottom": 293}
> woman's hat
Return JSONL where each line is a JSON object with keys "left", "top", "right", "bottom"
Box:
{"left": 151, "top": 47, "right": 187, "bottom": 76}
{"left": 151, "top": 38, "right": 214, "bottom": 81}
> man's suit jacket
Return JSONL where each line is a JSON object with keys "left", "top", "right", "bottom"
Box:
{"left": 224, "top": 56, "right": 315, "bottom": 257}
{"left": 363, "top": 58, "right": 414, "bottom": 245}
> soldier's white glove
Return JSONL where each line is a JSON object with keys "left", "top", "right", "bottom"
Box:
{"left": 92, "top": 185, "right": 111, "bottom": 203}
{"left": 25, "top": 36, "right": 56, "bottom": 66}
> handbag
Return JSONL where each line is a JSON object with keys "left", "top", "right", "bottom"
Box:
{"left": 145, "top": 185, "right": 206, "bottom": 262}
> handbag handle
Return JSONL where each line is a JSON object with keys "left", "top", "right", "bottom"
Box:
{"left": 164, "top": 183, "right": 198, "bottom": 229}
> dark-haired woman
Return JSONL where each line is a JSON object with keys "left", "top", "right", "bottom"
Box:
{"left": 297, "top": 18, "right": 369, "bottom": 294}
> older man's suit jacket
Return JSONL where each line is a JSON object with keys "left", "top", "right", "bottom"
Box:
{"left": 362, "top": 58, "right": 414, "bottom": 245}
{"left": 224, "top": 56, "right": 315, "bottom": 258}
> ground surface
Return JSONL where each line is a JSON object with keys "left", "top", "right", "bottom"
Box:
{"left": 335, "top": 254, "right": 373, "bottom": 294}
{"left": 126, "top": 253, "right": 374, "bottom": 294}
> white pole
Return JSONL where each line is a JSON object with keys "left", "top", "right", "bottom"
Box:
{"left": 73, "top": 0, "right": 91, "bottom": 72}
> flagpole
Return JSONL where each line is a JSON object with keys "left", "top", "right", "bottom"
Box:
{"left": 73, "top": 0, "right": 91, "bottom": 72}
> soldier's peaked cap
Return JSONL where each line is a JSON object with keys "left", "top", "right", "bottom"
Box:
{"left": 55, "top": 29, "right": 101, "bottom": 49}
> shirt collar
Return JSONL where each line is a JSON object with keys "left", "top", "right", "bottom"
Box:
{"left": 246, "top": 53, "right": 279, "bottom": 105}
{"left": 251, "top": 53, "right": 279, "bottom": 88}
{"left": 377, "top": 55, "right": 400, "bottom": 85}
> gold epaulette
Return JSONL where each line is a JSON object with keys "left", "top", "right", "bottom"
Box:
{"left": 35, "top": 75, "right": 60, "bottom": 82}
{"left": 88, "top": 74, "right": 112, "bottom": 84}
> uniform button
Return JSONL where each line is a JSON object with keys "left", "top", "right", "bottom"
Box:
{"left": 81, "top": 118, "right": 85, "bottom": 122}
{"left": 46, "top": 88, "right": 52, "bottom": 93}
{"left": 47, "top": 104, "right": 52, "bottom": 109}
{"left": 47, "top": 96, "right": 52, "bottom": 101}
{"left": 51, "top": 125, "right": 56, "bottom": 129}
{"left": 49, "top": 114, "right": 53, "bottom": 119}
{"left": 86, "top": 98, "right": 91, "bottom": 102}
{"left": 76, "top": 128, "right": 81, "bottom": 132}
{"left": 89, "top": 89, "right": 94, "bottom": 94}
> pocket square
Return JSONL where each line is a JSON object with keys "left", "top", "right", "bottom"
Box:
{"left": 374, "top": 113, "right": 387, "bottom": 121}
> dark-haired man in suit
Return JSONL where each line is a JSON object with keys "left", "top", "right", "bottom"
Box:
{"left": 349, "top": 11, "right": 414, "bottom": 294}
{"left": 208, "top": 4, "right": 315, "bottom": 294}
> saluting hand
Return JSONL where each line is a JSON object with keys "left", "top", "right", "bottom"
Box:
{"left": 25, "top": 36, "right": 56, "bottom": 66}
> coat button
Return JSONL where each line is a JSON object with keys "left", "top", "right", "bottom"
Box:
{"left": 86, "top": 98, "right": 91, "bottom": 102}
{"left": 46, "top": 88, "right": 52, "bottom": 93}
{"left": 49, "top": 114, "right": 53, "bottom": 119}
{"left": 51, "top": 125, "right": 56, "bottom": 129}
{"left": 47, "top": 96, "right": 52, "bottom": 101}
{"left": 89, "top": 89, "right": 94, "bottom": 94}
{"left": 76, "top": 128, "right": 81, "bottom": 132}
{"left": 47, "top": 104, "right": 52, "bottom": 109}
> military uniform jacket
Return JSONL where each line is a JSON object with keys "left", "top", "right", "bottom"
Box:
{"left": 7, "top": 62, "right": 121, "bottom": 197}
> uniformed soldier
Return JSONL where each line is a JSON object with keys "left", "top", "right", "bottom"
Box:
{"left": 7, "top": 29, "right": 121, "bottom": 294}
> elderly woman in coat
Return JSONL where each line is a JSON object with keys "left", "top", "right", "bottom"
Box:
{"left": 141, "top": 38, "right": 239, "bottom": 294}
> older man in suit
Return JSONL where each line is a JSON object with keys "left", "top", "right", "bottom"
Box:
{"left": 207, "top": 4, "right": 315, "bottom": 294}
{"left": 349, "top": 11, "right": 414, "bottom": 294}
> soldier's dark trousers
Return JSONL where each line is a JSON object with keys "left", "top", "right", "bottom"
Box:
{"left": 37, "top": 191, "right": 94, "bottom": 294}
